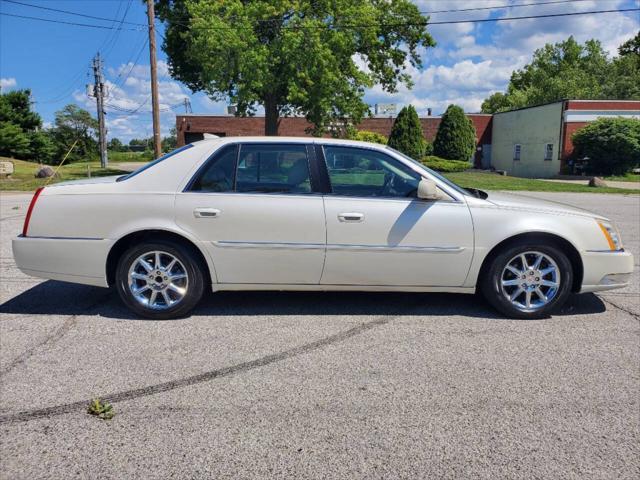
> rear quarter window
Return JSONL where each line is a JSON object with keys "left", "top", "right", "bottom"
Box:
{"left": 117, "top": 144, "right": 194, "bottom": 182}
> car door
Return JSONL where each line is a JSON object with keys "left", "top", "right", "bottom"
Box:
{"left": 175, "top": 142, "right": 326, "bottom": 285}
{"left": 319, "top": 144, "right": 474, "bottom": 287}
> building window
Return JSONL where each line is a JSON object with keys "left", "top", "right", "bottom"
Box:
{"left": 513, "top": 144, "right": 521, "bottom": 161}
{"left": 544, "top": 143, "right": 553, "bottom": 161}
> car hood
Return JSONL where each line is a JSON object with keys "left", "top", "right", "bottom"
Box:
{"left": 483, "top": 191, "right": 605, "bottom": 219}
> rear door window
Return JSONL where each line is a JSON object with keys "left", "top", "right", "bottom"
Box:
{"left": 236, "top": 144, "right": 311, "bottom": 194}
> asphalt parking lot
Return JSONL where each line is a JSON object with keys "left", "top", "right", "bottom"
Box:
{"left": 1, "top": 191, "right": 638, "bottom": 479}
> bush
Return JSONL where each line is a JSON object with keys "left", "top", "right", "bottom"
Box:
{"left": 421, "top": 155, "right": 470, "bottom": 172}
{"left": 349, "top": 130, "right": 387, "bottom": 145}
{"left": 387, "top": 105, "right": 425, "bottom": 159}
{"left": 572, "top": 117, "right": 640, "bottom": 175}
{"left": 424, "top": 141, "right": 433, "bottom": 156}
{"left": 433, "top": 104, "right": 476, "bottom": 161}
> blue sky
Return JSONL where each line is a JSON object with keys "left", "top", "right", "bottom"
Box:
{"left": 1, "top": 0, "right": 638, "bottom": 141}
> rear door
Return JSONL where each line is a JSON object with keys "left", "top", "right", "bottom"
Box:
{"left": 175, "top": 142, "right": 326, "bottom": 285}
{"left": 319, "top": 144, "right": 474, "bottom": 287}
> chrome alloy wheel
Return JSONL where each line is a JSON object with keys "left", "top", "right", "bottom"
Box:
{"left": 500, "top": 251, "right": 560, "bottom": 313}
{"left": 127, "top": 251, "right": 189, "bottom": 310}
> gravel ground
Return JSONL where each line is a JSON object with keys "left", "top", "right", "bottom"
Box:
{"left": 0, "top": 191, "right": 638, "bottom": 479}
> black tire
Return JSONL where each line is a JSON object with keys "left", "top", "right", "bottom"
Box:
{"left": 115, "top": 240, "right": 205, "bottom": 319}
{"left": 480, "top": 240, "right": 573, "bottom": 319}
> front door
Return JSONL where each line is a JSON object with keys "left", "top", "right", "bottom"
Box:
{"left": 319, "top": 145, "right": 474, "bottom": 287}
{"left": 175, "top": 142, "right": 326, "bottom": 285}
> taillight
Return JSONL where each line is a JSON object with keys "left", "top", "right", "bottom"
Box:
{"left": 22, "top": 187, "right": 44, "bottom": 237}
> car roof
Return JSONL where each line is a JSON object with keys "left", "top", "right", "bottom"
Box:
{"left": 193, "top": 136, "right": 385, "bottom": 148}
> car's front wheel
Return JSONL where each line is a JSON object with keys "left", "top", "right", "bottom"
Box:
{"left": 115, "top": 240, "right": 205, "bottom": 319}
{"left": 481, "top": 241, "right": 573, "bottom": 319}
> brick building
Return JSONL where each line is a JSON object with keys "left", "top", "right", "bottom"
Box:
{"left": 176, "top": 99, "right": 639, "bottom": 178}
{"left": 176, "top": 113, "right": 493, "bottom": 167}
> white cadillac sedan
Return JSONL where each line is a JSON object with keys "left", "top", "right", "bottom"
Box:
{"left": 13, "top": 137, "right": 633, "bottom": 320}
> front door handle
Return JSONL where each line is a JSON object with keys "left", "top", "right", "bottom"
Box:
{"left": 194, "top": 207, "right": 221, "bottom": 218}
{"left": 338, "top": 212, "right": 364, "bottom": 223}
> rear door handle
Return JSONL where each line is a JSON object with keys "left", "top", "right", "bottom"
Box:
{"left": 338, "top": 212, "right": 364, "bottom": 223}
{"left": 194, "top": 208, "right": 221, "bottom": 218}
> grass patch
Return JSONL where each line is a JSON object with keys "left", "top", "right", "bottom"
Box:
{"left": 87, "top": 398, "right": 115, "bottom": 420}
{"left": 0, "top": 158, "right": 129, "bottom": 191}
{"left": 444, "top": 171, "right": 639, "bottom": 194}
{"left": 108, "top": 150, "right": 154, "bottom": 162}
{"left": 602, "top": 172, "right": 640, "bottom": 182}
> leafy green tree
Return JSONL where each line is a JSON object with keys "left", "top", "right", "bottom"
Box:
{"left": 481, "top": 35, "right": 639, "bottom": 113}
{"left": 0, "top": 89, "right": 42, "bottom": 159}
{"left": 108, "top": 137, "right": 124, "bottom": 151}
{"left": 433, "top": 104, "right": 476, "bottom": 161}
{"left": 52, "top": 104, "right": 98, "bottom": 162}
{"left": 0, "top": 89, "right": 41, "bottom": 132}
{"left": 29, "top": 130, "right": 57, "bottom": 164}
{"left": 618, "top": 31, "right": 639, "bottom": 56}
{"left": 603, "top": 31, "right": 640, "bottom": 100}
{"left": 572, "top": 117, "right": 640, "bottom": 176}
{"left": 387, "top": 105, "right": 424, "bottom": 158}
{"left": 0, "top": 122, "right": 31, "bottom": 158}
{"left": 162, "top": 127, "right": 177, "bottom": 152}
{"left": 156, "top": 0, "right": 435, "bottom": 135}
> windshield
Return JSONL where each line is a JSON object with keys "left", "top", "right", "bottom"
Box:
{"left": 116, "top": 144, "right": 193, "bottom": 182}
{"left": 385, "top": 146, "right": 471, "bottom": 197}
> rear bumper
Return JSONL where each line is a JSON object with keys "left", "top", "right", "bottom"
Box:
{"left": 12, "top": 235, "right": 111, "bottom": 287}
{"left": 580, "top": 250, "right": 634, "bottom": 293}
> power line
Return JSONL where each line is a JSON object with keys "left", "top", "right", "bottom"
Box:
{"left": 0, "top": 12, "right": 142, "bottom": 30}
{"left": 1, "top": 0, "right": 145, "bottom": 27}
{"left": 3, "top": 4, "right": 636, "bottom": 31}
{"left": 104, "top": 0, "right": 133, "bottom": 58}
{"left": 159, "top": 7, "right": 640, "bottom": 30}
{"left": 422, "top": 0, "right": 600, "bottom": 15}
{"left": 428, "top": 7, "right": 640, "bottom": 25}
{"left": 112, "top": 37, "right": 149, "bottom": 91}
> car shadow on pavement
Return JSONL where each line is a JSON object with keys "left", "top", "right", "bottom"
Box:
{"left": 0, "top": 280, "right": 607, "bottom": 320}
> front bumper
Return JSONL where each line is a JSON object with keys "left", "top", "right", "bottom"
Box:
{"left": 580, "top": 250, "right": 634, "bottom": 293}
{"left": 12, "top": 235, "right": 111, "bottom": 287}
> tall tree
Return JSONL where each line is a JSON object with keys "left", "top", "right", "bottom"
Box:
{"left": 387, "top": 105, "right": 424, "bottom": 158}
{"left": 0, "top": 89, "right": 41, "bottom": 132}
{"left": 481, "top": 35, "right": 639, "bottom": 113}
{"left": 603, "top": 31, "right": 640, "bottom": 100}
{"left": 156, "top": 0, "right": 435, "bottom": 135}
{"left": 433, "top": 104, "right": 476, "bottom": 161}
{"left": 0, "top": 89, "right": 42, "bottom": 159}
{"left": 52, "top": 104, "right": 98, "bottom": 162}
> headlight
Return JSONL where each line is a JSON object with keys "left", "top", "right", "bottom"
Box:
{"left": 597, "top": 220, "right": 623, "bottom": 251}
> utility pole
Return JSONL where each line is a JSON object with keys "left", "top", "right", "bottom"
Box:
{"left": 183, "top": 98, "right": 192, "bottom": 113}
{"left": 92, "top": 53, "right": 108, "bottom": 168}
{"left": 146, "top": 0, "right": 162, "bottom": 159}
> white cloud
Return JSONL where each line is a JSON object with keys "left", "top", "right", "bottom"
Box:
{"left": 363, "top": 0, "right": 639, "bottom": 115}
{"left": 1, "top": 77, "right": 17, "bottom": 90}
{"left": 75, "top": 59, "right": 191, "bottom": 141}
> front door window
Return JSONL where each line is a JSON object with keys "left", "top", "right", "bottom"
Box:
{"left": 323, "top": 146, "right": 421, "bottom": 198}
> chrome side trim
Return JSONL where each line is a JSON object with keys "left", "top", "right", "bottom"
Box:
{"left": 585, "top": 249, "right": 625, "bottom": 253}
{"left": 213, "top": 240, "right": 463, "bottom": 253}
{"left": 327, "top": 244, "right": 464, "bottom": 253}
{"left": 213, "top": 241, "right": 325, "bottom": 250}
{"left": 19, "top": 235, "right": 104, "bottom": 241}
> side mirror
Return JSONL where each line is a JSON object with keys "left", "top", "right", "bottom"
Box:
{"left": 417, "top": 178, "right": 439, "bottom": 200}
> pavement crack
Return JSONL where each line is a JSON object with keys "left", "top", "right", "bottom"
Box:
{"left": 0, "top": 306, "right": 410, "bottom": 425}
{"left": 600, "top": 296, "right": 640, "bottom": 322}
{"left": 0, "top": 293, "right": 112, "bottom": 378}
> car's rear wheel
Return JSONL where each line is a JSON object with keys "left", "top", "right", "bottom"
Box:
{"left": 115, "top": 240, "right": 205, "bottom": 319}
{"left": 481, "top": 241, "right": 573, "bottom": 319}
